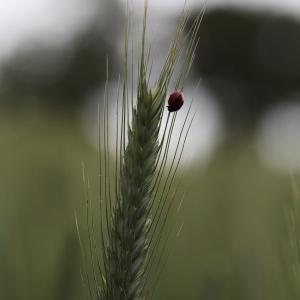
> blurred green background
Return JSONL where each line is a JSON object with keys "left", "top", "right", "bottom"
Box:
{"left": 1, "top": 0, "right": 300, "bottom": 299}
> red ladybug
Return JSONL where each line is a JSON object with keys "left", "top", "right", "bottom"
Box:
{"left": 167, "top": 91, "right": 184, "bottom": 112}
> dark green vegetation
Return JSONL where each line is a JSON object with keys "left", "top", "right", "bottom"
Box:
{"left": 191, "top": 8, "right": 300, "bottom": 134}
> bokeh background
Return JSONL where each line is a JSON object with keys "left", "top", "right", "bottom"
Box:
{"left": 1, "top": 0, "right": 300, "bottom": 299}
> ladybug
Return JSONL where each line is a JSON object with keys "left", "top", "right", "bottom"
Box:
{"left": 167, "top": 91, "right": 184, "bottom": 112}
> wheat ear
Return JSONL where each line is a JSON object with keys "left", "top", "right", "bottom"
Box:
{"left": 78, "top": 2, "right": 206, "bottom": 299}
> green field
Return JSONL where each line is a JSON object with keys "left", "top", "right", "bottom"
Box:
{"left": 0, "top": 110, "right": 298, "bottom": 300}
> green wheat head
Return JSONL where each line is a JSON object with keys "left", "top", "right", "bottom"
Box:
{"left": 77, "top": 2, "right": 206, "bottom": 299}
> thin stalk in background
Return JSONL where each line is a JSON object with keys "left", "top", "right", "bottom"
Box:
{"left": 286, "top": 172, "right": 300, "bottom": 298}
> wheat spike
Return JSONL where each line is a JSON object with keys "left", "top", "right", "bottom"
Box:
{"left": 79, "top": 2, "right": 206, "bottom": 299}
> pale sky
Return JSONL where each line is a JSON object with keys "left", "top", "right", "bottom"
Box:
{"left": 0, "top": 0, "right": 100, "bottom": 64}
{"left": 1, "top": 0, "right": 300, "bottom": 65}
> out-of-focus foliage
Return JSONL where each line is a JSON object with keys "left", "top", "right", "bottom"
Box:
{"left": 0, "top": 0, "right": 122, "bottom": 115}
{"left": 0, "top": 112, "right": 98, "bottom": 300}
{"left": 190, "top": 9, "right": 300, "bottom": 133}
{"left": 156, "top": 141, "right": 297, "bottom": 300}
{"left": 0, "top": 113, "right": 298, "bottom": 300}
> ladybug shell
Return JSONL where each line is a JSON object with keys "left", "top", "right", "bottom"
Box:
{"left": 167, "top": 91, "right": 184, "bottom": 112}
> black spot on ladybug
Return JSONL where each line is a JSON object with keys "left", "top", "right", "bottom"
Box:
{"left": 167, "top": 91, "right": 184, "bottom": 112}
